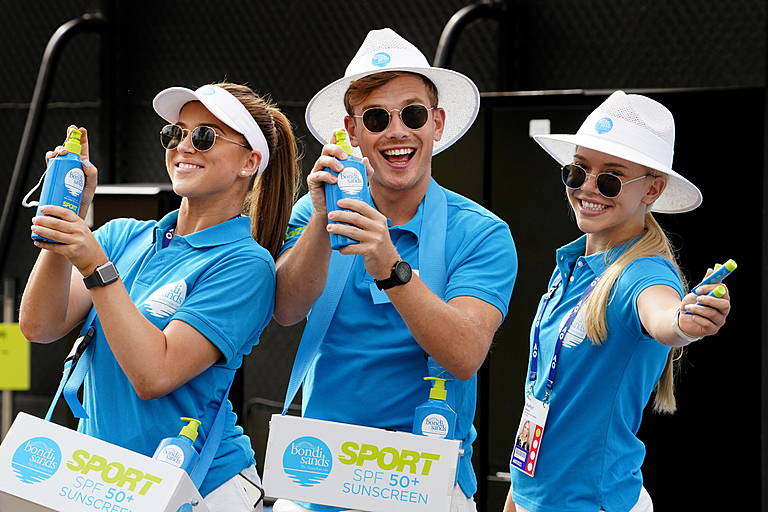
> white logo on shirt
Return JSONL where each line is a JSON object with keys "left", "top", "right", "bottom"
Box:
{"left": 143, "top": 280, "right": 187, "bottom": 318}
{"left": 558, "top": 308, "right": 587, "bottom": 348}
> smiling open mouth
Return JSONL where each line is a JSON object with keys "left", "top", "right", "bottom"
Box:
{"left": 382, "top": 148, "right": 415, "bottom": 164}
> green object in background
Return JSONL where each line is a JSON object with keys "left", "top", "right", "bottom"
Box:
{"left": 0, "top": 323, "right": 30, "bottom": 390}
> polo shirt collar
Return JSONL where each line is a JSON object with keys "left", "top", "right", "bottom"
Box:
{"left": 555, "top": 234, "right": 641, "bottom": 276}
{"left": 388, "top": 193, "right": 426, "bottom": 239}
{"left": 155, "top": 209, "right": 252, "bottom": 248}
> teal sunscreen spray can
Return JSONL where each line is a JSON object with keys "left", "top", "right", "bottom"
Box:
{"left": 324, "top": 129, "right": 372, "bottom": 250}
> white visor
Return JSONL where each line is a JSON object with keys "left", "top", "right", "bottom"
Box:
{"left": 153, "top": 84, "right": 271, "bottom": 174}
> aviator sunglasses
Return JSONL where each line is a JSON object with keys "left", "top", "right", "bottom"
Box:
{"left": 160, "top": 124, "right": 250, "bottom": 152}
{"left": 354, "top": 103, "right": 434, "bottom": 133}
{"left": 561, "top": 163, "right": 651, "bottom": 198}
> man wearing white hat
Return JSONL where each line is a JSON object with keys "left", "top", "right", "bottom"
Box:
{"left": 273, "top": 28, "right": 517, "bottom": 511}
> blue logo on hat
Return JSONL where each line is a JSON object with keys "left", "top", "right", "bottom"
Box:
{"left": 283, "top": 436, "right": 332, "bottom": 487}
{"left": 595, "top": 117, "right": 613, "bottom": 134}
{"left": 199, "top": 86, "right": 216, "bottom": 96}
{"left": 371, "top": 52, "right": 391, "bottom": 67}
{"left": 11, "top": 437, "right": 62, "bottom": 484}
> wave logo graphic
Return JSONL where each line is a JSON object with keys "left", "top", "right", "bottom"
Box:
{"left": 371, "top": 52, "right": 391, "bottom": 67}
{"left": 594, "top": 117, "right": 613, "bottom": 134}
{"left": 143, "top": 280, "right": 187, "bottom": 318}
{"left": 559, "top": 308, "right": 587, "bottom": 348}
{"left": 282, "top": 437, "right": 332, "bottom": 487}
{"left": 11, "top": 437, "right": 62, "bottom": 484}
{"left": 175, "top": 500, "right": 199, "bottom": 512}
{"left": 338, "top": 167, "right": 364, "bottom": 195}
{"left": 64, "top": 168, "right": 85, "bottom": 197}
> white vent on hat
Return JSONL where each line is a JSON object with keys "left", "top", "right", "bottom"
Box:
{"left": 598, "top": 93, "right": 675, "bottom": 146}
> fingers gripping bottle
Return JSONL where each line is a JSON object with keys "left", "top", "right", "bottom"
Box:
{"left": 30, "top": 128, "right": 86, "bottom": 243}
{"left": 324, "top": 129, "right": 373, "bottom": 250}
{"left": 153, "top": 417, "right": 201, "bottom": 476}
{"left": 412, "top": 377, "right": 457, "bottom": 440}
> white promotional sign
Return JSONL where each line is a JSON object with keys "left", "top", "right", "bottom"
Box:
{"left": 263, "top": 415, "right": 460, "bottom": 512}
{"left": 0, "top": 413, "right": 208, "bottom": 512}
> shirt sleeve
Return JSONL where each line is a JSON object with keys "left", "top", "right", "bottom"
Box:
{"left": 444, "top": 217, "right": 518, "bottom": 319}
{"left": 278, "top": 193, "right": 314, "bottom": 257}
{"left": 616, "top": 256, "right": 685, "bottom": 340}
{"left": 172, "top": 252, "right": 276, "bottom": 366}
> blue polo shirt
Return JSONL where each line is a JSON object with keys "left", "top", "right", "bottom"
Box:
{"left": 80, "top": 210, "right": 275, "bottom": 497}
{"left": 282, "top": 185, "right": 517, "bottom": 500}
{"left": 510, "top": 235, "right": 684, "bottom": 512}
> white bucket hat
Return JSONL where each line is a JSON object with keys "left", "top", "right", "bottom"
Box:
{"left": 153, "top": 84, "right": 271, "bottom": 174}
{"left": 305, "top": 28, "right": 480, "bottom": 156}
{"left": 534, "top": 90, "right": 702, "bottom": 213}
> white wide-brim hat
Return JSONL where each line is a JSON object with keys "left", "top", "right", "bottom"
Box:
{"left": 305, "top": 28, "right": 480, "bottom": 156}
{"left": 153, "top": 84, "right": 271, "bottom": 174}
{"left": 534, "top": 90, "right": 702, "bottom": 214}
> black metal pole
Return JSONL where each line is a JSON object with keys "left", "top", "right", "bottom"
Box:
{"left": 0, "top": 12, "right": 107, "bottom": 278}
{"left": 434, "top": 2, "right": 498, "bottom": 69}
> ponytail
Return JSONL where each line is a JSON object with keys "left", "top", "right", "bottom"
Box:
{"left": 582, "top": 212, "right": 685, "bottom": 414}
{"left": 214, "top": 83, "right": 300, "bottom": 258}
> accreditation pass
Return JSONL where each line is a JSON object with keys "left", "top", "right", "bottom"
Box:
{"left": 510, "top": 395, "right": 548, "bottom": 477}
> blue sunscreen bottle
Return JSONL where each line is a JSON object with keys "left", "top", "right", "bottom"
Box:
{"left": 324, "top": 129, "right": 372, "bottom": 250}
{"left": 31, "top": 128, "right": 86, "bottom": 244}
{"left": 153, "top": 417, "right": 201, "bottom": 476}
{"left": 412, "top": 377, "right": 456, "bottom": 440}
{"left": 691, "top": 259, "right": 737, "bottom": 294}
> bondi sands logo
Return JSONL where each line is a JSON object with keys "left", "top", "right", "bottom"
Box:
{"left": 282, "top": 436, "right": 332, "bottom": 487}
{"left": 11, "top": 437, "right": 62, "bottom": 484}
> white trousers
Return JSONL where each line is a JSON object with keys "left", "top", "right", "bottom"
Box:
{"left": 273, "top": 484, "right": 476, "bottom": 512}
{"left": 204, "top": 465, "right": 264, "bottom": 512}
{"left": 515, "top": 486, "right": 653, "bottom": 512}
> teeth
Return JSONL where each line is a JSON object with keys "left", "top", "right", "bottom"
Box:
{"left": 582, "top": 200, "right": 607, "bottom": 211}
{"left": 383, "top": 148, "right": 414, "bottom": 156}
{"left": 178, "top": 163, "right": 202, "bottom": 169}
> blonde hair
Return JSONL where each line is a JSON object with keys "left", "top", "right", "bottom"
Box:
{"left": 582, "top": 211, "right": 686, "bottom": 414}
{"left": 214, "top": 83, "right": 300, "bottom": 258}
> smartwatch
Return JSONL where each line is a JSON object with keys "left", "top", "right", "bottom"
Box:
{"left": 375, "top": 260, "right": 412, "bottom": 290}
{"left": 83, "top": 261, "right": 120, "bottom": 289}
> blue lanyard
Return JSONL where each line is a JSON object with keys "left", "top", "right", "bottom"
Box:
{"left": 529, "top": 273, "right": 601, "bottom": 397}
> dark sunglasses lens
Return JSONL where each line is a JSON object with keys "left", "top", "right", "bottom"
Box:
{"left": 362, "top": 108, "right": 390, "bottom": 133}
{"left": 160, "top": 125, "right": 182, "bottom": 150}
{"left": 401, "top": 104, "right": 429, "bottom": 129}
{"left": 562, "top": 164, "right": 586, "bottom": 188}
{"left": 191, "top": 126, "right": 216, "bottom": 151}
{"left": 596, "top": 174, "right": 622, "bottom": 197}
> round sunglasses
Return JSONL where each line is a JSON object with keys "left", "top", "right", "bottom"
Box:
{"left": 354, "top": 103, "right": 434, "bottom": 133}
{"left": 561, "top": 163, "right": 651, "bottom": 198}
{"left": 160, "top": 124, "right": 249, "bottom": 152}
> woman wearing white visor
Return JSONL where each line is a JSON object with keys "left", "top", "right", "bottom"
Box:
{"left": 20, "top": 83, "right": 299, "bottom": 511}
{"left": 504, "top": 91, "right": 732, "bottom": 512}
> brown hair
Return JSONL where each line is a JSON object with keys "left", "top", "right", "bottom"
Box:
{"left": 214, "top": 83, "right": 300, "bottom": 258}
{"left": 343, "top": 71, "right": 439, "bottom": 114}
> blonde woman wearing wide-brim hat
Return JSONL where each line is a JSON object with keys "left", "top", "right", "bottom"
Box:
{"left": 505, "top": 91, "right": 732, "bottom": 512}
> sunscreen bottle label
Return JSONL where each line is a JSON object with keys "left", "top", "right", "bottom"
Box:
{"left": 155, "top": 445, "right": 185, "bottom": 467}
{"left": 337, "top": 167, "right": 364, "bottom": 195}
{"left": 64, "top": 168, "right": 85, "bottom": 197}
{"left": 421, "top": 414, "right": 450, "bottom": 438}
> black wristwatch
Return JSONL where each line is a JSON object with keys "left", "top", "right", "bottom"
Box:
{"left": 375, "top": 260, "right": 412, "bottom": 290}
{"left": 83, "top": 261, "right": 120, "bottom": 289}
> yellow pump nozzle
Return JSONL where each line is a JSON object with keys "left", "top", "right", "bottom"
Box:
{"left": 63, "top": 128, "right": 82, "bottom": 155}
{"left": 424, "top": 377, "right": 449, "bottom": 401}
{"left": 334, "top": 129, "right": 354, "bottom": 156}
{"left": 178, "top": 417, "right": 201, "bottom": 442}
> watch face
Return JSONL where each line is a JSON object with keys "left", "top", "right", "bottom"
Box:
{"left": 96, "top": 263, "right": 119, "bottom": 283}
{"left": 394, "top": 261, "right": 412, "bottom": 283}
